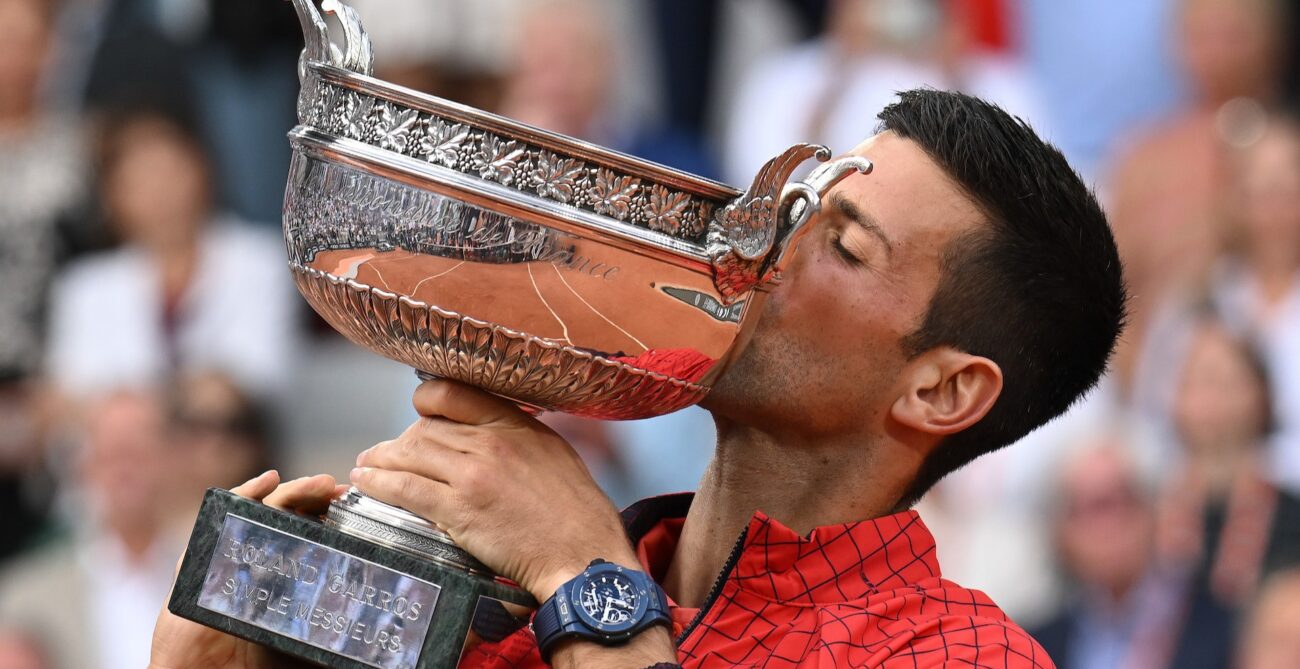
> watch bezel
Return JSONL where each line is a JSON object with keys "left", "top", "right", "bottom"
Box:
{"left": 566, "top": 561, "right": 653, "bottom": 638}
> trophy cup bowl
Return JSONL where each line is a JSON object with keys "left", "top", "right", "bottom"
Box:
{"left": 167, "top": 1, "right": 872, "bottom": 667}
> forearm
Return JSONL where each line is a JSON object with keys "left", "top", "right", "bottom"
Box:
{"left": 548, "top": 627, "right": 678, "bottom": 669}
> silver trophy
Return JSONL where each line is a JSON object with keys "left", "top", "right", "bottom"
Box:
{"left": 168, "top": 1, "right": 871, "bottom": 667}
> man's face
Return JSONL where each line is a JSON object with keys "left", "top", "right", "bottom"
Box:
{"left": 705, "top": 132, "right": 984, "bottom": 438}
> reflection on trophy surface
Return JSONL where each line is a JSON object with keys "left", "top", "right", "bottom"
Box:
{"left": 166, "top": 0, "right": 870, "bottom": 666}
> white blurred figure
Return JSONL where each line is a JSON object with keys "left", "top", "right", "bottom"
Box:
{"left": 346, "top": 0, "right": 526, "bottom": 81}
{"left": 45, "top": 104, "right": 298, "bottom": 403}
{"left": 1211, "top": 118, "right": 1300, "bottom": 494}
{"left": 0, "top": 388, "right": 187, "bottom": 669}
{"left": 722, "top": 0, "right": 1043, "bottom": 185}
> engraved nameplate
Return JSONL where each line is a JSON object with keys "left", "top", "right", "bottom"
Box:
{"left": 198, "top": 515, "right": 440, "bottom": 669}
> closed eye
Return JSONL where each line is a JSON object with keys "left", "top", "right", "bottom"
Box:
{"left": 829, "top": 229, "right": 861, "bottom": 265}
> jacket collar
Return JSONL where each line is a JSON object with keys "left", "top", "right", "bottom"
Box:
{"left": 622, "top": 493, "right": 943, "bottom": 604}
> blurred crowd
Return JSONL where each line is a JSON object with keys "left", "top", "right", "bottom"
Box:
{"left": 2, "top": 0, "right": 1300, "bottom": 668}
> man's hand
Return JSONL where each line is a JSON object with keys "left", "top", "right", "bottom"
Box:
{"left": 351, "top": 380, "right": 638, "bottom": 602}
{"left": 149, "top": 471, "right": 346, "bottom": 669}
{"left": 354, "top": 381, "right": 678, "bottom": 668}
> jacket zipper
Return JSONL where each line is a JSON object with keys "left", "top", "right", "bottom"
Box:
{"left": 676, "top": 526, "right": 749, "bottom": 645}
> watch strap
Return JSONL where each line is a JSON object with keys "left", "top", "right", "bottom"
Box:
{"left": 531, "top": 593, "right": 568, "bottom": 652}
{"left": 533, "top": 564, "right": 671, "bottom": 661}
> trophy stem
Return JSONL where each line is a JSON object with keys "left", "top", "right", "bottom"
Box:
{"left": 325, "top": 487, "right": 495, "bottom": 577}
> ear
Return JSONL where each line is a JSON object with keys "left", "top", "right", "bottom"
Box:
{"left": 890, "top": 348, "right": 1003, "bottom": 438}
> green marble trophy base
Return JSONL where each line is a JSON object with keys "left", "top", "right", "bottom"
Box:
{"left": 169, "top": 489, "right": 536, "bottom": 669}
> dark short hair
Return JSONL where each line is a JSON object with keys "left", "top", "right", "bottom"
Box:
{"left": 880, "top": 90, "right": 1127, "bottom": 508}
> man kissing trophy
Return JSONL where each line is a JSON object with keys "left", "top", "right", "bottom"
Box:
{"left": 164, "top": 1, "right": 870, "bottom": 667}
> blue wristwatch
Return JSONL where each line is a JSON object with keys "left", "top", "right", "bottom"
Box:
{"left": 532, "top": 559, "right": 671, "bottom": 660}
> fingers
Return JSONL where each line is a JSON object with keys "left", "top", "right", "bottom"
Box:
{"left": 413, "top": 379, "right": 523, "bottom": 426}
{"left": 356, "top": 433, "right": 469, "bottom": 483}
{"left": 263, "top": 474, "right": 342, "bottom": 515}
{"left": 349, "top": 467, "right": 452, "bottom": 526}
{"left": 231, "top": 469, "right": 280, "bottom": 500}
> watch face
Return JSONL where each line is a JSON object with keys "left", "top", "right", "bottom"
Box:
{"left": 575, "top": 571, "right": 643, "bottom": 632}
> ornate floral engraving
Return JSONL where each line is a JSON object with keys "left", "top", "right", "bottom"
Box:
{"left": 588, "top": 168, "right": 640, "bottom": 220}
{"left": 645, "top": 184, "right": 692, "bottom": 235}
{"left": 419, "top": 118, "right": 471, "bottom": 169}
{"left": 686, "top": 202, "right": 713, "bottom": 239}
{"left": 341, "top": 91, "right": 376, "bottom": 141}
{"left": 313, "top": 83, "right": 340, "bottom": 130}
{"left": 375, "top": 103, "right": 420, "bottom": 153}
{"left": 530, "top": 151, "right": 585, "bottom": 204}
{"left": 304, "top": 81, "right": 723, "bottom": 243}
{"left": 297, "top": 68, "right": 321, "bottom": 125}
{"left": 471, "top": 135, "right": 527, "bottom": 186}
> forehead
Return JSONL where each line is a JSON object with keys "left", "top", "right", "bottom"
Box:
{"left": 830, "top": 132, "right": 984, "bottom": 247}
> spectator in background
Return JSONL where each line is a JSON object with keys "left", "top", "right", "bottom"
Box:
{"left": 722, "top": 0, "right": 950, "bottom": 184}
{"left": 1017, "top": 0, "right": 1186, "bottom": 182}
{"left": 45, "top": 101, "right": 299, "bottom": 403}
{"left": 1211, "top": 119, "right": 1300, "bottom": 495}
{"left": 54, "top": 0, "right": 299, "bottom": 224}
{"left": 495, "top": 0, "right": 719, "bottom": 500}
{"left": 188, "top": 0, "right": 300, "bottom": 223}
{"left": 722, "top": 0, "right": 1041, "bottom": 185}
{"left": 345, "top": 0, "right": 527, "bottom": 109}
{"left": 1031, "top": 444, "right": 1235, "bottom": 669}
{"left": 0, "top": 0, "right": 95, "bottom": 381}
{"left": 169, "top": 371, "right": 276, "bottom": 505}
{"left": 1159, "top": 315, "right": 1300, "bottom": 606}
{"left": 0, "top": 0, "right": 95, "bottom": 562}
{"left": 1106, "top": 0, "right": 1287, "bottom": 415}
{"left": 0, "top": 628, "right": 53, "bottom": 669}
{"left": 0, "top": 388, "right": 187, "bottom": 669}
{"left": 499, "top": 0, "right": 716, "bottom": 178}
{"left": 0, "top": 379, "right": 55, "bottom": 563}
{"left": 1237, "top": 568, "right": 1300, "bottom": 669}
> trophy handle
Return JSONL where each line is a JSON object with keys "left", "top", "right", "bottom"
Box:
{"left": 766, "top": 156, "right": 875, "bottom": 282}
{"left": 707, "top": 147, "right": 873, "bottom": 304}
{"left": 289, "top": 0, "right": 374, "bottom": 77}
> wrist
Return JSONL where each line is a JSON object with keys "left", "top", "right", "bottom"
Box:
{"left": 531, "top": 547, "right": 641, "bottom": 601}
{"left": 533, "top": 559, "right": 671, "bottom": 663}
{"left": 546, "top": 625, "right": 676, "bottom": 669}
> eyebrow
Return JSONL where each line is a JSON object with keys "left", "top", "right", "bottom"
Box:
{"left": 828, "top": 193, "right": 892, "bottom": 257}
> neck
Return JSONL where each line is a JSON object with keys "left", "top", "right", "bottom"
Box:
{"left": 662, "top": 414, "right": 921, "bottom": 607}
{"left": 149, "top": 234, "right": 200, "bottom": 299}
{"left": 109, "top": 521, "right": 160, "bottom": 564}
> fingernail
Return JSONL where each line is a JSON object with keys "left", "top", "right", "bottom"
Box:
{"left": 356, "top": 448, "right": 372, "bottom": 466}
{"left": 349, "top": 467, "right": 370, "bottom": 482}
{"left": 256, "top": 469, "right": 277, "bottom": 483}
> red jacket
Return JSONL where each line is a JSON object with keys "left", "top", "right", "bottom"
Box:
{"left": 461, "top": 494, "right": 1053, "bottom": 668}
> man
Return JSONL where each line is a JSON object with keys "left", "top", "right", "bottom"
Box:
{"left": 4, "top": 388, "right": 186, "bottom": 669}
{"left": 1031, "top": 443, "right": 1234, "bottom": 669}
{"left": 150, "top": 89, "right": 1125, "bottom": 668}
